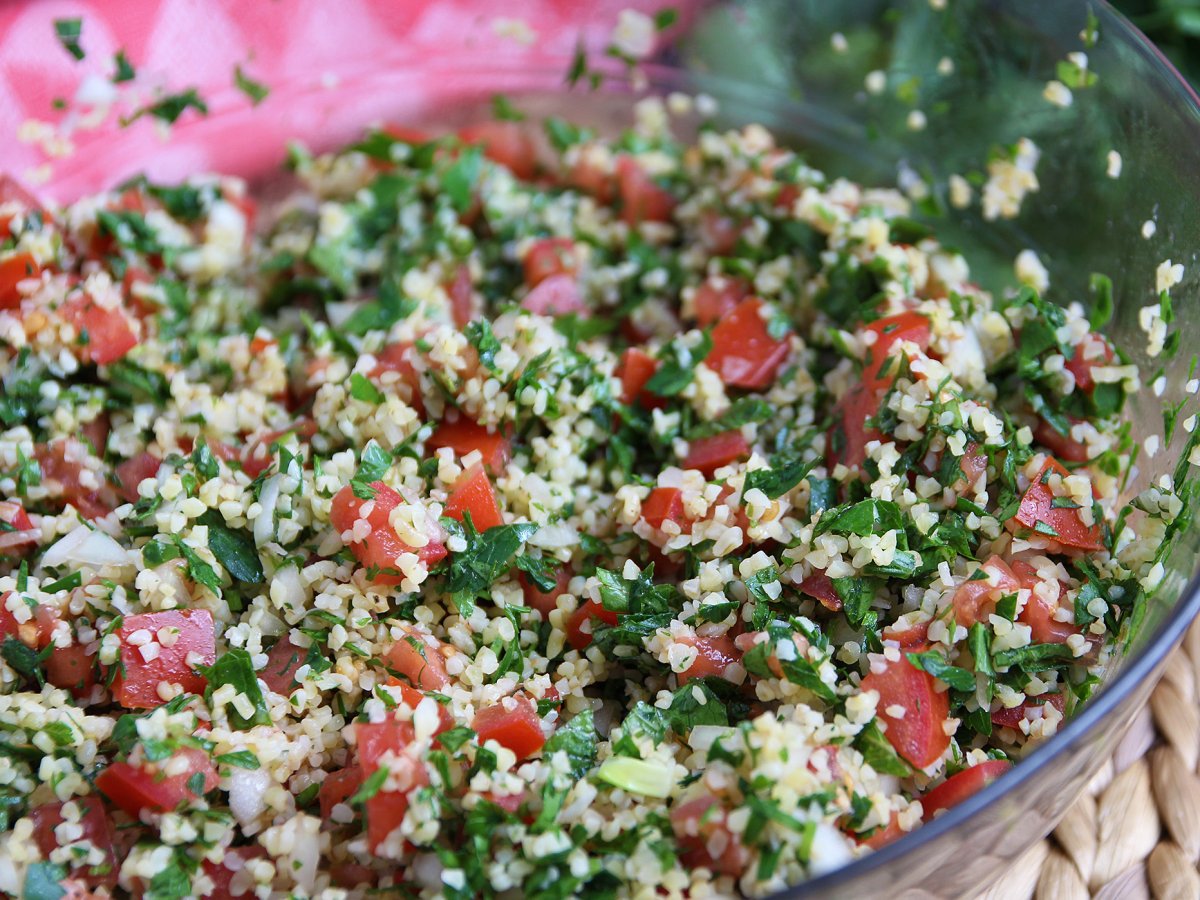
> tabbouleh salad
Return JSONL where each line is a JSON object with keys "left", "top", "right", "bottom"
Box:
{"left": 0, "top": 94, "right": 1191, "bottom": 899}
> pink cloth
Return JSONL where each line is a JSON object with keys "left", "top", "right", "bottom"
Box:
{"left": 0, "top": 0, "right": 679, "bottom": 202}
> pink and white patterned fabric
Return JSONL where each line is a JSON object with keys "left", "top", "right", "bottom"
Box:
{"left": 0, "top": 0, "right": 680, "bottom": 203}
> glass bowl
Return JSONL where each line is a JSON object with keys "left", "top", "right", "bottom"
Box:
{"left": 9, "top": 1, "right": 1200, "bottom": 897}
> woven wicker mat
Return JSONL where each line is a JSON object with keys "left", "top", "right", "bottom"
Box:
{"left": 970, "top": 619, "right": 1200, "bottom": 900}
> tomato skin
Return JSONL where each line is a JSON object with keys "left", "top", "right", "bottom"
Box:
{"left": 330, "top": 483, "right": 447, "bottom": 585}
{"left": 0, "top": 252, "right": 40, "bottom": 309}
{"left": 387, "top": 678, "right": 454, "bottom": 735}
{"left": 862, "top": 312, "right": 931, "bottom": 389}
{"left": 1064, "top": 335, "right": 1114, "bottom": 394}
{"left": 115, "top": 452, "right": 162, "bottom": 503}
{"left": 670, "top": 795, "right": 750, "bottom": 876}
{"left": 111, "top": 609, "right": 215, "bottom": 709}
{"left": 427, "top": 419, "right": 511, "bottom": 475}
{"left": 96, "top": 747, "right": 218, "bottom": 816}
{"left": 565, "top": 600, "right": 618, "bottom": 650}
{"left": 921, "top": 759, "right": 1012, "bottom": 820}
{"left": 459, "top": 121, "right": 537, "bottom": 180}
{"left": 1034, "top": 417, "right": 1089, "bottom": 463}
{"left": 616, "top": 156, "right": 675, "bottom": 225}
{"left": 952, "top": 555, "right": 1019, "bottom": 628}
{"left": 827, "top": 384, "right": 882, "bottom": 471}
{"left": 472, "top": 695, "right": 545, "bottom": 760}
{"left": 518, "top": 566, "right": 571, "bottom": 619}
{"left": 260, "top": 636, "right": 305, "bottom": 695}
{"left": 683, "top": 431, "right": 750, "bottom": 476}
{"left": 319, "top": 765, "right": 363, "bottom": 820}
{"left": 706, "top": 298, "right": 790, "bottom": 390}
{"left": 958, "top": 443, "right": 988, "bottom": 488}
{"left": 522, "top": 273, "right": 586, "bottom": 317}
{"left": 444, "top": 463, "right": 503, "bottom": 532}
{"left": 61, "top": 295, "right": 139, "bottom": 365}
{"left": 1011, "top": 459, "right": 1104, "bottom": 551}
{"left": 1010, "top": 560, "right": 1081, "bottom": 644}
{"left": 35, "top": 439, "right": 114, "bottom": 519}
{"left": 678, "top": 633, "right": 741, "bottom": 684}
{"left": 45, "top": 643, "right": 97, "bottom": 697}
{"left": 29, "top": 798, "right": 118, "bottom": 891}
{"left": 445, "top": 263, "right": 475, "bottom": 328}
{"left": 860, "top": 649, "right": 950, "bottom": 769}
{"left": 355, "top": 720, "right": 428, "bottom": 853}
{"left": 523, "top": 237, "right": 576, "bottom": 288}
{"left": 386, "top": 627, "right": 450, "bottom": 691}
{"left": 616, "top": 347, "right": 665, "bottom": 409}
{"left": 692, "top": 275, "right": 750, "bottom": 328}
{"left": 856, "top": 812, "right": 905, "bottom": 850}
{"left": 991, "top": 692, "right": 1065, "bottom": 729}
{"left": 641, "top": 487, "right": 688, "bottom": 531}
{"left": 799, "top": 571, "right": 842, "bottom": 611}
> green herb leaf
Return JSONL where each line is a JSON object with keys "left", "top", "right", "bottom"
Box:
{"left": 350, "top": 766, "right": 389, "bottom": 805}
{"left": 465, "top": 320, "right": 501, "bottom": 374}
{"left": 201, "top": 649, "right": 271, "bottom": 730}
{"left": 233, "top": 64, "right": 270, "bottom": 104}
{"left": 645, "top": 332, "right": 713, "bottom": 397}
{"left": 444, "top": 145, "right": 483, "bottom": 213}
{"left": 351, "top": 440, "right": 392, "bottom": 499}
{"left": 23, "top": 861, "right": 68, "bottom": 900}
{"left": 907, "top": 650, "right": 976, "bottom": 691}
{"left": 200, "top": 512, "right": 263, "bottom": 584}
{"left": 349, "top": 372, "right": 385, "bottom": 404}
{"left": 215, "top": 750, "right": 260, "bottom": 770}
{"left": 2, "top": 638, "right": 45, "bottom": 687}
{"left": 853, "top": 719, "right": 911, "bottom": 776}
{"left": 112, "top": 50, "right": 136, "bottom": 83}
{"left": 442, "top": 519, "right": 537, "bottom": 616}
{"left": 542, "top": 708, "right": 596, "bottom": 779}
{"left": 744, "top": 451, "right": 816, "bottom": 500}
{"left": 54, "top": 18, "right": 84, "bottom": 61}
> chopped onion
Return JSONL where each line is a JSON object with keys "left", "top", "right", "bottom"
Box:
{"left": 254, "top": 475, "right": 280, "bottom": 547}
{"left": 530, "top": 522, "right": 578, "bottom": 550}
{"left": 41, "top": 525, "right": 131, "bottom": 570}
{"left": 687, "top": 725, "right": 736, "bottom": 752}
{"left": 271, "top": 564, "right": 305, "bottom": 622}
{"left": 228, "top": 766, "right": 270, "bottom": 827}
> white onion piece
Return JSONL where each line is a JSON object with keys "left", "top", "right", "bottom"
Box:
{"left": 41, "top": 525, "right": 131, "bottom": 570}
{"left": 325, "top": 300, "right": 361, "bottom": 329}
{"left": 254, "top": 475, "right": 280, "bottom": 547}
{"left": 530, "top": 522, "right": 578, "bottom": 550}
{"left": 228, "top": 766, "right": 270, "bottom": 827}
{"left": 687, "top": 725, "right": 736, "bottom": 752}
{"left": 411, "top": 853, "right": 444, "bottom": 891}
{"left": 271, "top": 564, "right": 305, "bottom": 623}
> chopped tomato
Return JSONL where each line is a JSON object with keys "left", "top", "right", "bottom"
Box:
{"left": 678, "top": 633, "right": 741, "bottom": 683}
{"left": 319, "top": 765, "right": 363, "bottom": 820}
{"left": 952, "top": 555, "right": 1019, "bottom": 628}
{"left": 692, "top": 275, "right": 750, "bottom": 328}
{"left": 706, "top": 298, "right": 790, "bottom": 390}
{"left": 110, "top": 609, "right": 215, "bottom": 709}
{"left": 444, "top": 463, "right": 503, "bottom": 531}
{"left": 61, "top": 294, "right": 139, "bottom": 366}
{"left": 0, "top": 252, "right": 39, "bottom": 310}
{"left": 616, "top": 156, "right": 675, "bottom": 225}
{"left": 0, "top": 500, "right": 37, "bottom": 553}
{"left": 616, "top": 347, "right": 665, "bottom": 409}
{"left": 202, "top": 846, "right": 266, "bottom": 899}
{"left": 330, "top": 482, "right": 448, "bottom": 585}
{"left": 81, "top": 414, "right": 111, "bottom": 456}
{"left": 386, "top": 627, "right": 450, "bottom": 690}
{"left": 882, "top": 620, "right": 931, "bottom": 648}
{"left": 1011, "top": 459, "right": 1103, "bottom": 551}
{"left": 862, "top": 312, "right": 931, "bottom": 389}
{"left": 826, "top": 384, "right": 882, "bottom": 471}
{"left": 518, "top": 566, "right": 571, "bottom": 619}
{"left": 565, "top": 599, "right": 618, "bottom": 650}
{"left": 860, "top": 649, "right": 950, "bottom": 769}
{"left": 698, "top": 211, "right": 743, "bottom": 257}
{"left": 0, "top": 594, "right": 56, "bottom": 648}
{"left": 522, "top": 273, "right": 587, "bottom": 317}
{"left": 45, "top": 643, "right": 97, "bottom": 697}
{"left": 446, "top": 263, "right": 475, "bottom": 328}
{"left": 472, "top": 694, "right": 545, "bottom": 759}
{"left": 683, "top": 431, "right": 750, "bottom": 476}
{"left": 991, "top": 692, "right": 1066, "bottom": 729}
{"left": 97, "top": 746, "right": 218, "bottom": 816}
{"left": 670, "top": 795, "right": 750, "bottom": 876}
{"left": 1010, "top": 559, "right": 1082, "bottom": 644}
{"left": 35, "top": 439, "right": 114, "bottom": 519}
{"left": 567, "top": 154, "right": 615, "bottom": 204}
{"left": 523, "top": 237, "right": 576, "bottom": 287}
{"left": 387, "top": 678, "right": 454, "bottom": 735}
{"left": 29, "top": 798, "right": 117, "bottom": 891}
{"left": 115, "top": 452, "right": 162, "bottom": 503}
{"left": 371, "top": 342, "right": 425, "bottom": 415}
{"left": 641, "top": 487, "right": 688, "bottom": 531}
{"left": 260, "top": 636, "right": 305, "bottom": 695}
{"left": 1034, "top": 417, "right": 1089, "bottom": 463}
{"left": 958, "top": 443, "right": 989, "bottom": 489}
{"left": 459, "top": 121, "right": 537, "bottom": 180}
{"left": 427, "top": 418, "right": 511, "bottom": 474}
{"left": 921, "top": 759, "right": 1012, "bottom": 819}
{"left": 1064, "top": 335, "right": 1114, "bottom": 394}
{"left": 855, "top": 812, "right": 905, "bottom": 850}
{"left": 355, "top": 720, "right": 428, "bottom": 853}
{"left": 799, "top": 571, "right": 842, "bottom": 611}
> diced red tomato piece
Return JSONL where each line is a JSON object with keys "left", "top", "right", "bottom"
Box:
{"left": 34, "top": 439, "right": 113, "bottom": 519}
{"left": 862, "top": 312, "right": 931, "bottom": 390}
{"left": 518, "top": 566, "right": 571, "bottom": 619}
{"left": 641, "top": 487, "right": 688, "bottom": 531}
{"left": 857, "top": 812, "right": 905, "bottom": 850}
{"left": 260, "top": 636, "right": 305, "bottom": 695}
{"left": 96, "top": 747, "right": 217, "bottom": 816}
{"left": 882, "top": 620, "right": 931, "bottom": 648}
{"left": 45, "top": 643, "right": 97, "bottom": 697}
{"left": 991, "top": 692, "right": 1066, "bottom": 729}
{"left": 81, "top": 414, "right": 111, "bottom": 456}
{"left": 110, "top": 609, "right": 215, "bottom": 709}
{"left": 670, "top": 795, "right": 750, "bottom": 876}
{"left": 565, "top": 600, "right": 618, "bottom": 650}
{"left": 958, "top": 443, "right": 988, "bottom": 489}
{"left": 860, "top": 649, "right": 950, "bottom": 769}
{"left": 616, "top": 156, "right": 675, "bottom": 225}
{"left": 446, "top": 263, "right": 475, "bottom": 328}
{"left": 472, "top": 694, "right": 545, "bottom": 759}
{"left": 616, "top": 347, "right": 665, "bottom": 409}
{"left": 115, "top": 452, "right": 162, "bottom": 503}
{"left": 202, "top": 846, "right": 266, "bottom": 899}
{"left": 1010, "top": 559, "right": 1082, "bottom": 645}
{"left": 698, "top": 211, "right": 743, "bottom": 257}
{"left": 921, "top": 759, "right": 1012, "bottom": 820}
{"left": 386, "top": 627, "right": 450, "bottom": 690}
{"left": 522, "top": 273, "right": 586, "bottom": 317}
{"left": 1064, "top": 335, "right": 1114, "bottom": 394}
{"left": 799, "top": 571, "right": 842, "bottom": 611}
{"left": 427, "top": 418, "right": 511, "bottom": 474}
{"left": 678, "top": 633, "right": 741, "bottom": 684}
{"left": 692, "top": 275, "right": 750, "bottom": 328}
{"left": 0, "top": 501, "right": 37, "bottom": 554}
{"left": 683, "top": 431, "right": 750, "bottom": 476}
{"left": 775, "top": 183, "right": 801, "bottom": 210}
{"left": 61, "top": 294, "right": 138, "bottom": 366}
{"left": 355, "top": 720, "right": 428, "bottom": 853}
{"left": 952, "top": 555, "right": 1020, "bottom": 628}
{"left": 567, "top": 154, "right": 615, "bottom": 204}
{"left": 1034, "top": 417, "right": 1089, "bottom": 463}
{"left": 319, "top": 765, "right": 363, "bottom": 820}
{"left": 827, "top": 385, "right": 883, "bottom": 471}
{"left": 387, "top": 678, "right": 454, "bottom": 735}
{"left": 0, "top": 252, "right": 39, "bottom": 310}
{"left": 444, "top": 463, "right": 503, "bottom": 532}
{"left": 459, "top": 121, "right": 537, "bottom": 180}
{"left": 706, "top": 298, "right": 790, "bottom": 390}
{"left": 0, "top": 594, "right": 55, "bottom": 648}
{"left": 371, "top": 342, "right": 425, "bottom": 416}
{"left": 330, "top": 483, "right": 448, "bottom": 585}
{"left": 523, "top": 237, "right": 576, "bottom": 287}
{"left": 29, "top": 798, "right": 117, "bottom": 891}
{"left": 1011, "top": 459, "right": 1104, "bottom": 552}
